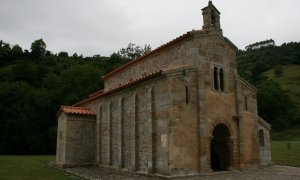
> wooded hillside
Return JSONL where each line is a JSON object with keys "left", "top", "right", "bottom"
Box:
{"left": 237, "top": 42, "right": 300, "bottom": 130}
{"left": 0, "top": 39, "right": 149, "bottom": 154}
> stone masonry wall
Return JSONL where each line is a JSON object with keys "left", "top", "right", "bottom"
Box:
{"left": 168, "top": 69, "right": 200, "bottom": 175}
{"left": 236, "top": 78, "right": 260, "bottom": 169}
{"left": 123, "top": 93, "right": 135, "bottom": 170}
{"left": 137, "top": 87, "right": 151, "bottom": 172}
{"left": 64, "top": 114, "right": 96, "bottom": 166}
{"left": 258, "top": 119, "right": 272, "bottom": 165}
{"left": 85, "top": 75, "right": 172, "bottom": 175}
{"left": 99, "top": 103, "right": 109, "bottom": 165}
{"left": 103, "top": 38, "right": 197, "bottom": 90}
{"left": 56, "top": 114, "right": 67, "bottom": 164}
{"left": 195, "top": 33, "right": 240, "bottom": 171}
{"left": 111, "top": 98, "right": 121, "bottom": 167}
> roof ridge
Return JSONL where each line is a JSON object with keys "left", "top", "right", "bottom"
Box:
{"left": 58, "top": 106, "right": 96, "bottom": 117}
{"left": 88, "top": 90, "right": 104, "bottom": 98}
{"left": 61, "top": 106, "right": 90, "bottom": 110}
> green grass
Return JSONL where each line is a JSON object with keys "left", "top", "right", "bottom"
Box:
{"left": 1, "top": 148, "right": 300, "bottom": 179}
{"left": 0, "top": 155, "right": 75, "bottom": 180}
{"left": 264, "top": 65, "right": 300, "bottom": 112}
{"left": 271, "top": 141, "right": 300, "bottom": 167}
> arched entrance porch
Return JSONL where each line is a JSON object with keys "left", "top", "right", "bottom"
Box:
{"left": 210, "top": 123, "right": 232, "bottom": 171}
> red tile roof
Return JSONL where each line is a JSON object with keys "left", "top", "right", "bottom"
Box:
{"left": 88, "top": 90, "right": 104, "bottom": 98}
{"left": 73, "top": 70, "right": 163, "bottom": 107}
{"left": 57, "top": 106, "right": 96, "bottom": 116}
{"left": 101, "top": 32, "right": 192, "bottom": 80}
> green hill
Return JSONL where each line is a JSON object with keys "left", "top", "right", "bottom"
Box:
{"left": 264, "top": 65, "right": 300, "bottom": 112}
{"left": 0, "top": 39, "right": 150, "bottom": 155}
{"left": 237, "top": 42, "right": 300, "bottom": 130}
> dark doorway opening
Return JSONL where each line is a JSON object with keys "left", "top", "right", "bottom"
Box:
{"left": 210, "top": 124, "right": 231, "bottom": 171}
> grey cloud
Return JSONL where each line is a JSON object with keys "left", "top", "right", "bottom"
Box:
{"left": 1, "top": 0, "right": 299, "bottom": 56}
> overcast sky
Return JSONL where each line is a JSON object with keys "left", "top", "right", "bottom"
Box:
{"left": 1, "top": 0, "right": 300, "bottom": 57}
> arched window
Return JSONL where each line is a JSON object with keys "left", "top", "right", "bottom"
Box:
{"left": 259, "top": 129, "right": 265, "bottom": 147}
{"left": 220, "top": 68, "right": 224, "bottom": 91}
{"left": 214, "top": 67, "right": 219, "bottom": 90}
{"left": 213, "top": 66, "right": 225, "bottom": 92}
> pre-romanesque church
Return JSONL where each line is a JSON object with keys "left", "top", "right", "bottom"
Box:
{"left": 56, "top": 1, "right": 272, "bottom": 177}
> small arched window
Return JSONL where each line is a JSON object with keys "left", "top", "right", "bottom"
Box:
{"left": 220, "top": 68, "right": 224, "bottom": 91}
{"left": 259, "top": 129, "right": 265, "bottom": 147}
{"left": 214, "top": 67, "right": 219, "bottom": 90}
{"left": 213, "top": 66, "right": 225, "bottom": 92}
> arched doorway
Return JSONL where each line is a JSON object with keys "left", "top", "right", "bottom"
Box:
{"left": 210, "top": 123, "right": 231, "bottom": 171}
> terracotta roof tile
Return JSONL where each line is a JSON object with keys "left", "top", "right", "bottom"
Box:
{"left": 101, "top": 32, "right": 192, "bottom": 80}
{"left": 73, "top": 70, "right": 163, "bottom": 107}
{"left": 88, "top": 90, "right": 104, "bottom": 98}
{"left": 57, "top": 106, "right": 96, "bottom": 116}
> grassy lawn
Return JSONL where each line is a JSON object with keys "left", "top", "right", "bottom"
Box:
{"left": 1, "top": 144, "right": 300, "bottom": 180}
{"left": 0, "top": 155, "right": 75, "bottom": 180}
{"left": 271, "top": 141, "right": 300, "bottom": 167}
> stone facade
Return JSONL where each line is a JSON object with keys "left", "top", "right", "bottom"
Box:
{"left": 56, "top": 1, "right": 272, "bottom": 177}
{"left": 56, "top": 112, "right": 96, "bottom": 167}
{"left": 258, "top": 117, "right": 272, "bottom": 166}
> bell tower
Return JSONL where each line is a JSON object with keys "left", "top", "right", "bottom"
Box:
{"left": 202, "top": 1, "right": 222, "bottom": 34}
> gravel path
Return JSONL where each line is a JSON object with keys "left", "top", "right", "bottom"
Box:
{"left": 59, "top": 165, "right": 300, "bottom": 180}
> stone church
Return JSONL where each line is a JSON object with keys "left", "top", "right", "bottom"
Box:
{"left": 56, "top": 1, "right": 272, "bottom": 177}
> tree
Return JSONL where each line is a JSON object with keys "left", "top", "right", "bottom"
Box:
{"left": 59, "top": 64, "right": 103, "bottom": 104}
{"left": 3, "top": 42, "right": 10, "bottom": 49}
{"left": 30, "top": 39, "right": 46, "bottom": 58}
{"left": 117, "top": 43, "right": 152, "bottom": 60}
{"left": 142, "top": 44, "right": 152, "bottom": 55}
{"left": 257, "top": 80, "right": 298, "bottom": 130}
{"left": 45, "top": 50, "right": 52, "bottom": 56}
{"left": 106, "top": 53, "right": 124, "bottom": 72}
{"left": 11, "top": 62, "right": 38, "bottom": 86}
{"left": 72, "top": 53, "right": 78, "bottom": 58}
{"left": 12, "top": 44, "right": 23, "bottom": 56}
{"left": 58, "top": 51, "right": 68, "bottom": 58}
{"left": 274, "top": 65, "right": 283, "bottom": 77}
{"left": 0, "top": 43, "right": 13, "bottom": 66}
